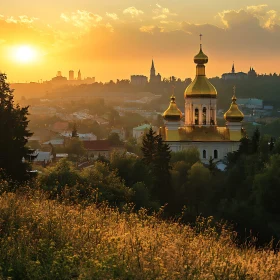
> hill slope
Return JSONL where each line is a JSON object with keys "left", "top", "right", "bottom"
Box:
{"left": 0, "top": 191, "right": 279, "bottom": 280}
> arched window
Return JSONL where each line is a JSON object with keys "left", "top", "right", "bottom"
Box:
{"left": 203, "top": 150, "right": 207, "bottom": 159}
{"left": 203, "top": 107, "right": 207, "bottom": 125}
{"left": 195, "top": 108, "right": 199, "bottom": 125}
{"left": 214, "top": 150, "right": 218, "bottom": 159}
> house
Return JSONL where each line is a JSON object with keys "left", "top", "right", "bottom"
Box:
{"left": 83, "top": 140, "right": 111, "bottom": 158}
{"left": 52, "top": 122, "right": 69, "bottom": 133}
{"left": 32, "top": 151, "right": 53, "bottom": 166}
{"left": 110, "top": 128, "right": 126, "bottom": 141}
{"left": 133, "top": 124, "right": 158, "bottom": 142}
{"left": 60, "top": 131, "right": 97, "bottom": 141}
{"left": 83, "top": 140, "right": 125, "bottom": 159}
{"left": 42, "top": 138, "right": 65, "bottom": 148}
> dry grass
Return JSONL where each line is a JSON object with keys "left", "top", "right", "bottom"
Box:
{"left": 0, "top": 191, "right": 279, "bottom": 280}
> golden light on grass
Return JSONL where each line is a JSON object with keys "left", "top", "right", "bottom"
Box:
{"left": 12, "top": 45, "right": 38, "bottom": 64}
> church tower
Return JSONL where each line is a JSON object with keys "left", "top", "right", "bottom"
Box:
{"left": 224, "top": 86, "right": 244, "bottom": 140}
{"left": 184, "top": 41, "right": 217, "bottom": 126}
{"left": 150, "top": 60, "right": 156, "bottom": 82}
{"left": 232, "top": 63, "right": 235, "bottom": 74}
{"left": 162, "top": 87, "right": 183, "bottom": 131}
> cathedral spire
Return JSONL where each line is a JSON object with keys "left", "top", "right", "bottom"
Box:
{"left": 232, "top": 62, "right": 235, "bottom": 74}
{"left": 151, "top": 59, "right": 155, "bottom": 70}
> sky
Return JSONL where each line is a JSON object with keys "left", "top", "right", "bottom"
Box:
{"left": 1, "top": 0, "right": 280, "bottom": 82}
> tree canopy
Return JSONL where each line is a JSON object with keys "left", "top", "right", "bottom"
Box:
{"left": 0, "top": 73, "right": 33, "bottom": 181}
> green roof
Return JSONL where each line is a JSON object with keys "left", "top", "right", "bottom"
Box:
{"left": 133, "top": 124, "right": 151, "bottom": 131}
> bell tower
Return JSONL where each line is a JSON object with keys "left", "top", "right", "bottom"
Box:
{"left": 184, "top": 35, "right": 217, "bottom": 127}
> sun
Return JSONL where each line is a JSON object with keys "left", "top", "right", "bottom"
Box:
{"left": 14, "top": 45, "right": 37, "bottom": 63}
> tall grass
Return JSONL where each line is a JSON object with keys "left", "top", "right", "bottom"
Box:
{"left": 0, "top": 190, "right": 279, "bottom": 279}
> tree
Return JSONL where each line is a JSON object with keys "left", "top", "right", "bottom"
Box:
{"left": 72, "top": 123, "right": 78, "bottom": 138}
{"left": 108, "top": 132, "right": 122, "bottom": 146}
{"left": 66, "top": 138, "right": 85, "bottom": 159}
{"left": 141, "top": 128, "right": 172, "bottom": 204}
{"left": 0, "top": 73, "right": 33, "bottom": 181}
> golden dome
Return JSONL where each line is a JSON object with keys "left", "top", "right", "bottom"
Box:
{"left": 184, "top": 43, "right": 217, "bottom": 98}
{"left": 194, "top": 44, "right": 208, "bottom": 65}
{"left": 163, "top": 95, "right": 183, "bottom": 122}
{"left": 224, "top": 94, "right": 244, "bottom": 122}
{"left": 184, "top": 76, "right": 217, "bottom": 98}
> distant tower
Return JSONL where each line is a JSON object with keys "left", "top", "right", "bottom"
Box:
{"left": 78, "top": 70, "right": 82, "bottom": 81}
{"left": 232, "top": 63, "right": 235, "bottom": 74}
{"left": 57, "top": 71, "right": 62, "bottom": 77}
{"left": 69, "top": 70, "right": 74, "bottom": 81}
{"left": 150, "top": 60, "right": 156, "bottom": 82}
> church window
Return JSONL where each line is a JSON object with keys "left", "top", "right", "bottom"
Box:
{"left": 203, "top": 107, "right": 207, "bottom": 125}
{"left": 214, "top": 150, "right": 218, "bottom": 159}
{"left": 203, "top": 150, "right": 206, "bottom": 159}
{"left": 195, "top": 109, "right": 199, "bottom": 125}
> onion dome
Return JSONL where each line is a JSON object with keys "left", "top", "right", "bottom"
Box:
{"left": 224, "top": 92, "right": 244, "bottom": 122}
{"left": 194, "top": 44, "right": 208, "bottom": 65}
{"left": 184, "top": 43, "right": 217, "bottom": 98}
{"left": 163, "top": 94, "right": 183, "bottom": 122}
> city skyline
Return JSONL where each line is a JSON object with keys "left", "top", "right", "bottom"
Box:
{"left": 1, "top": 1, "right": 280, "bottom": 82}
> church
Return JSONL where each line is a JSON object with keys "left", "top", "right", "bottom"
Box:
{"left": 160, "top": 43, "right": 245, "bottom": 163}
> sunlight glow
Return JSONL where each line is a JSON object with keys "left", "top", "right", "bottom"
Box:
{"left": 13, "top": 45, "right": 38, "bottom": 63}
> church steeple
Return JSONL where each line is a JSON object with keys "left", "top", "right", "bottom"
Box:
{"left": 232, "top": 63, "right": 235, "bottom": 74}
{"left": 150, "top": 59, "right": 156, "bottom": 82}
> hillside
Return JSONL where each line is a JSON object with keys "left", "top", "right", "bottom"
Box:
{"left": 0, "top": 191, "right": 279, "bottom": 280}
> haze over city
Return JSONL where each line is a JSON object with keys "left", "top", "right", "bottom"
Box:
{"left": 1, "top": 0, "right": 280, "bottom": 82}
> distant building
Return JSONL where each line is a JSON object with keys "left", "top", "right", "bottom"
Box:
{"left": 237, "top": 98, "right": 263, "bottom": 109}
{"left": 83, "top": 77, "right": 95, "bottom": 84}
{"left": 60, "top": 131, "right": 97, "bottom": 141}
{"left": 133, "top": 124, "right": 158, "bottom": 142}
{"left": 83, "top": 140, "right": 125, "bottom": 159}
{"left": 248, "top": 67, "right": 257, "bottom": 78}
{"left": 32, "top": 151, "right": 53, "bottom": 166}
{"left": 42, "top": 139, "right": 65, "bottom": 148}
{"left": 69, "top": 70, "right": 74, "bottom": 80}
{"left": 150, "top": 60, "right": 161, "bottom": 83}
{"left": 131, "top": 75, "right": 148, "bottom": 86}
{"left": 111, "top": 128, "right": 126, "bottom": 141}
{"left": 78, "top": 70, "right": 82, "bottom": 81}
{"left": 52, "top": 122, "right": 69, "bottom": 133}
{"left": 51, "top": 75, "right": 68, "bottom": 85}
{"left": 222, "top": 63, "right": 247, "bottom": 80}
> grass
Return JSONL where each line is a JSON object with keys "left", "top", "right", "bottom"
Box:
{"left": 0, "top": 190, "right": 280, "bottom": 279}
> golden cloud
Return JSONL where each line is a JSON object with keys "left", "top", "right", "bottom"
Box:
{"left": 60, "top": 10, "right": 102, "bottom": 30}
{"left": 106, "top": 13, "right": 119, "bottom": 20}
{"left": 123, "top": 7, "right": 144, "bottom": 18}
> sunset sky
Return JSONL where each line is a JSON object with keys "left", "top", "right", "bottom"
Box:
{"left": 1, "top": 0, "right": 280, "bottom": 82}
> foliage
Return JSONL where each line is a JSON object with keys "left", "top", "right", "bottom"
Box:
{"left": 141, "top": 128, "right": 172, "bottom": 204}
{"left": 65, "top": 138, "right": 85, "bottom": 158}
{"left": 0, "top": 73, "right": 33, "bottom": 181}
{"left": 1, "top": 191, "right": 280, "bottom": 279}
{"left": 108, "top": 132, "right": 122, "bottom": 146}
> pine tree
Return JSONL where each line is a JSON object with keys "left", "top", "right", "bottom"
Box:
{"left": 141, "top": 128, "right": 159, "bottom": 165}
{"left": 0, "top": 73, "right": 33, "bottom": 181}
{"left": 72, "top": 123, "right": 78, "bottom": 138}
{"left": 141, "top": 127, "right": 172, "bottom": 204}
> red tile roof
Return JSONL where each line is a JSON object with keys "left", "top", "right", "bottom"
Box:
{"left": 52, "top": 122, "right": 69, "bottom": 132}
{"left": 83, "top": 140, "right": 110, "bottom": 151}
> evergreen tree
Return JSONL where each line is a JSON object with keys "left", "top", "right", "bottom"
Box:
{"left": 0, "top": 73, "right": 33, "bottom": 181}
{"left": 141, "top": 128, "right": 172, "bottom": 204}
{"left": 251, "top": 128, "right": 260, "bottom": 154}
{"left": 72, "top": 123, "right": 78, "bottom": 138}
{"left": 141, "top": 128, "right": 158, "bottom": 165}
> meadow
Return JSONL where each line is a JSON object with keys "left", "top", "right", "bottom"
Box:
{"left": 0, "top": 190, "right": 280, "bottom": 280}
